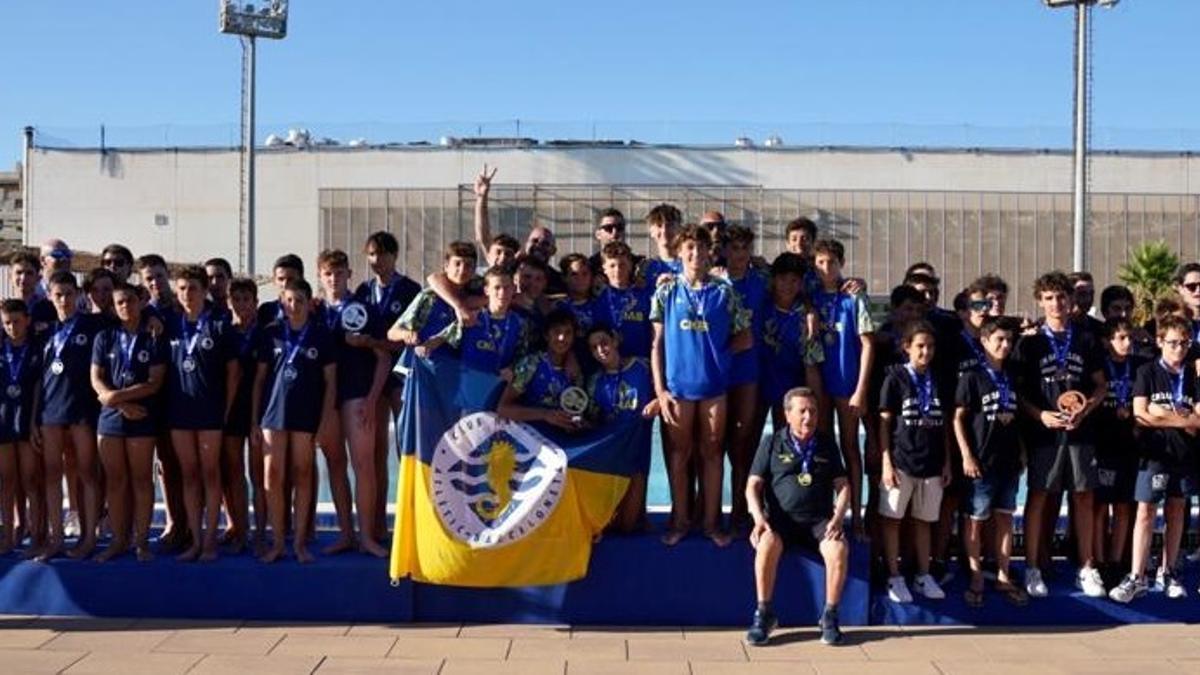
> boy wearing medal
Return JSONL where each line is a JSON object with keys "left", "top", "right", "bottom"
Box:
{"left": 90, "top": 282, "right": 168, "bottom": 562}
{"left": 317, "top": 249, "right": 391, "bottom": 557}
{"left": 1015, "top": 271, "right": 1108, "bottom": 599}
{"left": 595, "top": 242, "right": 653, "bottom": 360}
{"left": 1110, "top": 315, "right": 1200, "bottom": 602}
{"left": 745, "top": 387, "right": 850, "bottom": 647}
{"left": 223, "top": 278, "right": 264, "bottom": 554}
{"left": 586, "top": 325, "right": 659, "bottom": 533}
{"left": 389, "top": 242, "right": 478, "bottom": 354}
{"left": 759, "top": 253, "right": 825, "bottom": 428}
{"left": 954, "top": 317, "right": 1026, "bottom": 606}
{"left": 638, "top": 204, "right": 682, "bottom": 287}
{"left": 354, "top": 231, "right": 420, "bottom": 541}
{"left": 556, "top": 253, "right": 601, "bottom": 368}
{"left": 38, "top": 271, "right": 110, "bottom": 561}
{"left": 722, "top": 226, "right": 769, "bottom": 531}
{"left": 251, "top": 279, "right": 336, "bottom": 564}
{"left": 498, "top": 309, "right": 584, "bottom": 428}
{"left": 0, "top": 300, "right": 45, "bottom": 556}
{"left": 420, "top": 267, "right": 528, "bottom": 377}
{"left": 513, "top": 255, "right": 555, "bottom": 351}
{"left": 651, "top": 224, "right": 752, "bottom": 547}
{"left": 879, "top": 321, "right": 950, "bottom": 603}
{"left": 1093, "top": 319, "right": 1145, "bottom": 581}
{"left": 256, "top": 254, "right": 304, "bottom": 327}
{"left": 811, "top": 239, "right": 874, "bottom": 541}
{"left": 166, "top": 266, "right": 240, "bottom": 562}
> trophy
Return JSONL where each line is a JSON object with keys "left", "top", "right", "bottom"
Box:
{"left": 1056, "top": 390, "right": 1087, "bottom": 418}
{"left": 559, "top": 386, "right": 590, "bottom": 424}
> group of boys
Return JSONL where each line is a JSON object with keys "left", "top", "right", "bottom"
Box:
{"left": 3, "top": 172, "right": 1199, "bottom": 649}
{"left": 0, "top": 234, "right": 418, "bottom": 565}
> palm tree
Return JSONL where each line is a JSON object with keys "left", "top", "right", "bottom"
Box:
{"left": 1117, "top": 240, "right": 1180, "bottom": 325}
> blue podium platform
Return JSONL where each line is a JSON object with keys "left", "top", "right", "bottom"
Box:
{"left": 873, "top": 560, "right": 1200, "bottom": 626}
{"left": 0, "top": 528, "right": 870, "bottom": 626}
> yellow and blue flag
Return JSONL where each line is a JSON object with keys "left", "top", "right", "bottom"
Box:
{"left": 389, "top": 354, "right": 648, "bottom": 587}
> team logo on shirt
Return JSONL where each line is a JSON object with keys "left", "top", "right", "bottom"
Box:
{"left": 200, "top": 336, "right": 214, "bottom": 350}
{"left": 340, "top": 302, "right": 370, "bottom": 333}
{"left": 430, "top": 412, "right": 566, "bottom": 548}
{"left": 306, "top": 347, "right": 319, "bottom": 360}
{"left": 390, "top": 300, "right": 404, "bottom": 314}
{"left": 136, "top": 350, "right": 150, "bottom": 364}
{"left": 73, "top": 334, "right": 88, "bottom": 346}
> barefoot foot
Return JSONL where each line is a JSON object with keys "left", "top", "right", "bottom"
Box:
{"left": 294, "top": 543, "right": 315, "bottom": 564}
{"left": 94, "top": 541, "right": 129, "bottom": 563}
{"left": 321, "top": 535, "right": 356, "bottom": 556}
{"left": 359, "top": 538, "right": 388, "bottom": 558}
{"left": 176, "top": 545, "right": 200, "bottom": 563}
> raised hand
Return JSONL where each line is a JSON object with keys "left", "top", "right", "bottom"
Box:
{"left": 474, "top": 164, "right": 498, "bottom": 198}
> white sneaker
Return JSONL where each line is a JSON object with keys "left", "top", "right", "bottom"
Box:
{"left": 1025, "top": 567, "right": 1048, "bottom": 598}
{"left": 887, "top": 575, "right": 914, "bottom": 604}
{"left": 63, "top": 510, "right": 81, "bottom": 538}
{"left": 913, "top": 573, "right": 946, "bottom": 600}
{"left": 1161, "top": 571, "right": 1188, "bottom": 600}
{"left": 1076, "top": 566, "right": 1106, "bottom": 598}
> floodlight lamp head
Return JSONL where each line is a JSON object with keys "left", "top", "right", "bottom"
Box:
{"left": 219, "top": 0, "right": 288, "bottom": 39}
{"left": 1042, "top": 0, "right": 1120, "bottom": 7}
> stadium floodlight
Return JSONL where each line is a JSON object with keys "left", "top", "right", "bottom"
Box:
{"left": 220, "top": 0, "right": 289, "bottom": 276}
{"left": 1042, "top": 0, "right": 1120, "bottom": 273}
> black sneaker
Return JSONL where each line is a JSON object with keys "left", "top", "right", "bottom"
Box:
{"left": 819, "top": 610, "right": 843, "bottom": 645}
{"left": 745, "top": 608, "right": 777, "bottom": 646}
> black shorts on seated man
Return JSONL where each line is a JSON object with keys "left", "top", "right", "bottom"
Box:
{"left": 745, "top": 386, "right": 851, "bottom": 647}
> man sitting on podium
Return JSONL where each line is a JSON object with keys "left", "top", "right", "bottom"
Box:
{"left": 745, "top": 386, "right": 851, "bottom": 646}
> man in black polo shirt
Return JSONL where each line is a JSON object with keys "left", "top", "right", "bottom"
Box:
{"left": 745, "top": 387, "right": 851, "bottom": 647}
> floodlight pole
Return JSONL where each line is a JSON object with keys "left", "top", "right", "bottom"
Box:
{"left": 242, "top": 35, "right": 257, "bottom": 276}
{"left": 1071, "top": 3, "right": 1088, "bottom": 273}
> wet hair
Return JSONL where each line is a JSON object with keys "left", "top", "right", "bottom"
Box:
{"left": 1174, "top": 262, "right": 1200, "bottom": 286}
{"left": 366, "top": 231, "right": 400, "bottom": 256}
{"left": 904, "top": 272, "right": 939, "bottom": 288}
{"left": 543, "top": 307, "right": 577, "bottom": 334}
{"left": 490, "top": 234, "right": 520, "bottom": 253}
{"left": 673, "top": 223, "right": 714, "bottom": 250}
{"left": 284, "top": 278, "right": 313, "bottom": 299}
{"left": 135, "top": 253, "right": 168, "bottom": 272}
{"left": 601, "top": 241, "right": 634, "bottom": 261}
{"left": 770, "top": 252, "right": 806, "bottom": 278}
{"left": 483, "top": 266, "right": 514, "bottom": 285}
{"left": 724, "top": 224, "right": 755, "bottom": 246}
{"left": 978, "top": 315, "right": 1016, "bottom": 340}
{"left": 273, "top": 253, "right": 305, "bottom": 277}
{"left": 1105, "top": 318, "right": 1134, "bottom": 339}
{"left": 8, "top": 252, "right": 40, "bottom": 271}
{"left": 645, "top": 203, "right": 682, "bottom": 228}
{"left": 596, "top": 207, "right": 625, "bottom": 228}
{"left": 1099, "top": 285, "right": 1134, "bottom": 314}
{"left": 444, "top": 241, "right": 478, "bottom": 263}
{"left": 1032, "top": 271, "right": 1072, "bottom": 299}
{"left": 812, "top": 239, "right": 845, "bottom": 264}
{"left": 890, "top": 284, "right": 926, "bottom": 309}
{"left": 83, "top": 267, "right": 115, "bottom": 293}
{"left": 48, "top": 270, "right": 77, "bottom": 290}
{"left": 174, "top": 264, "right": 210, "bottom": 288}
{"left": 559, "top": 253, "right": 590, "bottom": 275}
{"left": 905, "top": 262, "right": 936, "bottom": 279}
{"left": 229, "top": 278, "right": 258, "bottom": 298}
{"left": 900, "top": 319, "right": 936, "bottom": 347}
{"left": 316, "top": 249, "right": 350, "bottom": 271}
{"left": 974, "top": 274, "right": 1009, "bottom": 297}
{"left": 785, "top": 217, "right": 818, "bottom": 241}
{"left": 204, "top": 257, "right": 233, "bottom": 277}
{"left": 0, "top": 299, "right": 28, "bottom": 316}
{"left": 101, "top": 243, "right": 134, "bottom": 267}
{"left": 1157, "top": 314, "right": 1191, "bottom": 339}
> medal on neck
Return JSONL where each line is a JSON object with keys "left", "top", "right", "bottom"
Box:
{"left": 1161, "top": 358, "right": 1189, "bottom": 415}
{"left": 983, "top": 362, "right": 1014, "bottom": 425}
{"left": 49, "top": 315, "right": 79, "bottom": 376}
{"left": 789, "top": 432, "right": 817, "bottom": 487}
{"left": 281, "top": 320, "right": 310, "bottom": 382}
{"left": 906, "top": 363, "right": 934, "bottom": 418}
{"left": 962, "top": 329, "right": 985, "bottom": 366}
{"left": 819, "top": 291, "right": 838, "bottom": 346}
{"left": 1042, "top": 323, "right": 1073, "bottom": 381}
{"left": 1107, "top": 357, "right": 1132, "bottom": 420}
{"left": 3, "top": 341, "right": 27, "bottom": 399}
{"left": 179, "top": 311, "right": 208, "bottom": 374}
{"left": 114, "top": 330, "right": 138, "bottom": 387}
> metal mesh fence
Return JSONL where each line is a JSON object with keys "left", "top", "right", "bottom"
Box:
{"left": 320, "top": 185, "right": 1200, "bottom": 315}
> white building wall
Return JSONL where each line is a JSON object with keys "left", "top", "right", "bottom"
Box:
{"left": 26, "top": 144, "right": 1200, "bottom": 276}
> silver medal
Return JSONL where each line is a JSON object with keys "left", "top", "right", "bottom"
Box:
{"left": 182, "top": 357, "right": 197, "bottom": 373}
{"left": 50, "top": 359, "right": 65, "bottom": 375}
{"left": 6, "top": 384, "right": 20, "bottom": 399}
{"left": 283, "top": 365, "right": 298, "bottom": 381}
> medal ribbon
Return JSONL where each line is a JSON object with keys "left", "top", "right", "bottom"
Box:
{"left": 482, "top": 312, "right": 516, "bottom": 363}
{"left": 371, "top": 277, "right": 398, "bottom": 313}
{"left": 680, "top": 280, "right": 707, "bottom": 321}
{"left": 1160, "top": 359, "right": 1186, "bottom": 408}
{"left": 905, "top": 363, "right": 934, "bottom": 417}
{"left": 51, "top": 315, "right": 79, "bottom": 364}
{"left": 788, "top": 431, "right": 818, "bottom": 476}
{"left": 115, "top": 330, "right": 138, "bottom": 385}
{"left": 180, "top": 311, "right": 209, "bottom": 360}
{"left": 1106, "top": 357, "right": 1132, "bottom": 408}
{"left": 1042, "top": 323, "right": 1074, "bottom": 374}
{"left": 982, "top": 362, "right": 1011, "bottom": 408}
{"left": 282, "top": 320, "right": 311, "bottom": 371}
{"left": 324, "top": 301, "right": 344, "bottom": 331}
{"left": 4, "top": 341, "right": 26, "bottom": 390}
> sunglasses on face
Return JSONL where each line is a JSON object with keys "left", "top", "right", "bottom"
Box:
{"left": 1183, "top": 282, "right": 1200, "bottom": 293}
{"left": 599, "top": 224, "right": 626, "bottom": 233}
{"left": 968, "top": 299, "right": 993, "bottom": 312}
{"left": 101, "top": 257, "right": 126, "bottom": 268}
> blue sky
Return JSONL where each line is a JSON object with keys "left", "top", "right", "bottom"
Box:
{"left": 4, "top": 1, "right": 1198, "bottom": 165}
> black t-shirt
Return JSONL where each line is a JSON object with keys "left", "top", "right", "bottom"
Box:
{"left": 1095, "top": 354, "right": 1148, "bottom": 458}
{"left": 867, "top": 322, "right": 904, "bottom": 412}
{"left": 1132, "top": 359, "right": 1199, "bottom": 473}
{"left": 955, "top": 364, "right": 1022, "bottom": 475}
{"left": 1014, "top": 323, "right": 1106, "bottom": 447}
{"left": 751, "top": 429, "right": 846, "bottom": 524}
{"left": 880, "top": 364, "right": 946, "bottom": 478}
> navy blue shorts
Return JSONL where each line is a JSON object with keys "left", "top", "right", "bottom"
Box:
{"left": 1095, "top": 455, "right": 1138, "bottom": 504}
{"left": 1134, "top": 468, "right": 1197, "bottom": 504}
{"left": 965, "top": 471, "right": 1020, "bottom": 521}
{"left": 97, "top": 406, "right": 159, "bottom": 439}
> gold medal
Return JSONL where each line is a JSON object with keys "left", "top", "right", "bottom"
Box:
{"left": 797, "top": 472, "right": 813, "bottom": 487}
{"left": 996, "top": 412, "right": 1014, "bottom": 425}
{"left": 1056, "top": 390, "right": 1086, "bottom": 416}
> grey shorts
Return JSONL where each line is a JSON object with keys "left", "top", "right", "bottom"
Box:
{"left": 1028, "top": 442, "right": 1098, "bottom": 493}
